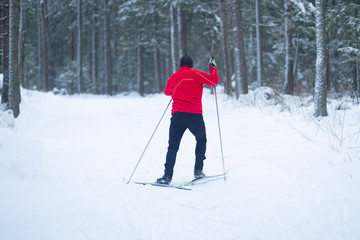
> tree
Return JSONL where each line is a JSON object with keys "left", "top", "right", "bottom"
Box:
{"left": 170, "top": 2, "right": 177, "bottom": 73}
{"left": 77, "top": 0, "right": 82, "bottom": 93}
{"left": 255, "top": 0, "right": 263, "bottom": 87}
{"left": 232, "top": 0, "right": 248, "bottom": 97}
{"left": 18, "top": 0, "right": 26, "bottom": 87}
{"left": 138, "top": 34, "right": 145, "bottom": 96}
{"left": 154, "top": 12, "right": 162, "bottom": 92}
{"left": 219, "top": 0, "right": 232, "bottom": 95}
{"left": 39, "top": 0, "right": 49, "bottom": 91}
{"left": 1, "top": 0, "right": 9, "bottom": 105}
{"left": 103, "top": 0, "right": 112, "bottom": 95}
{"left": 314, "top": 0, "right": 328, "bottom": 117}
{"left": 283, "top": 0, "right": 294, "bottom": 95}
{"left": 8, "top": 0, "right": 20, "bottom": 117}
{"left": 91, "top": 0, "right": 99, "bottom": 94}
{"left": 177, "top": 1, "right": 187, "bottom": 57}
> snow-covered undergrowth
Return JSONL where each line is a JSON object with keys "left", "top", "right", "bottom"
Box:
{"left": 1, "top": 87, "right": 360, "bottom": 240}
{"left": 237, "top": 87, "right": 360, "bottom": 177}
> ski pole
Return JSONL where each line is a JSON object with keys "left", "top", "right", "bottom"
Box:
{"left": 213, "top": 87, "right": 226, "bottom": 181}
{"left": 126, "top": 98, "right": 172, "bottom": 184}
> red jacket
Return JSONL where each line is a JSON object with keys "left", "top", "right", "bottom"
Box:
{"left": 164, "top": 66, "right": 219, "bottom": 114}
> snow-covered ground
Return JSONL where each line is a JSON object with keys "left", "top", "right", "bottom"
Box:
{"left": 1, "top": 88, "right": 360, "bottom": 240}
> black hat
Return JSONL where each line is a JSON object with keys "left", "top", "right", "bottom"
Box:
{"left": 180, "top": 55, "right": 193, "bottom": 68}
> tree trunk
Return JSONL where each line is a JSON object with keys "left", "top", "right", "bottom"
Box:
{"left": 138, "top": 35, "right": 145, "bottom": 96}
{"left": 154, "top": 50, "right": 161, "bottom": 92}
{"left": 77, "top": 0, "right": 82, "bottom": 93}
{"left": 103, "top": 0, "right": 112, "bottom": 95}
{"left": 314, "top": 0, "right": 328, "bottom": 117}
{"left": 36, "top": 0, "right": 43, "bottom": 90}
{"left": 40, "top": 0, "right": 49, "bottom": 91}
{"left": 1, "top": 0, "right": 9, "bottom": 105}
{"left": 255, "top": 0, "right": 263, "bottom": 87}
{"left": 177, "top": 3, "right": 187, "bottom": 57}
{"left": 219, "top": 0, "right": 232, "bottom": 96}
{"left": 8, "top": 0, "right": 20, "bottom": 117}
{"left": 357, "top": 61, "right": 359, "bottom": 93}
{"left": 91, "top": 0, "right": 99, "bottom": 94}
{"left": 353, "top": 62, "right": 358, "bottom": 94}
{"left": 19, "top": 0, "right": 26, "bottom": 88}
{"left": 283, "top": 0, "right": 294, "bottom": 95}
{"left": 170, "top": 3, "right": 177, "bottom": 73}
{"left": 154, "top": 12, "right": 162, "bottom": 92}
{"left": 232, "top": 0, "right": 248, "bottom": 97}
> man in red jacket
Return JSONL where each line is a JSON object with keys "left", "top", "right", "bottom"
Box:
{"left": 157, "top": 55, "right": 219, "bottom": 185}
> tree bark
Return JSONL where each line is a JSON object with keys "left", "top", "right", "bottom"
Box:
{"left": 283, "top": 0, "right": 294, "bottom": 95}
{"left": 19, "top": 0, "right": 26, "bottom": 88}
{"left": 91, "top": 0, "right": 99, "bottom": 94}
{"left": 138, "top": 34, "right": 145, "bottom": 96}
{"left": 40, "top": 0, "right": 49, "bottom": 91}
{"left": 314, "top": 0, "right": 328, "bottom": 117}
{"left": 103, "top": 0, "right": 112, "bottom": 95}
{"left": 77, "top": 0, "right": 82, "bottom": 93}
{"left": 1, "top": 0, "right": 9, "bottom": 104}
{"left": 177, "top": 3, "right": 187, "bottom": 57}
{"left": 154, "top": 12, "right": 162, "bottom": 92}
{"left": 36, "top": 0, "right": 43, "bottom": 90}
{"left": 8, "top": 0, "right": 20, "bottom": 117}
{"left": 255, "top": 0, "right": 263, "bottom": 87}
{"left": 170, "top": 3, "right": 177, "bottom": 73}
{"left": 219, "top": 0, "right": 232, "bottom": 96}
{"left": 232, "top": 0, "right": 248, "bottom": 97}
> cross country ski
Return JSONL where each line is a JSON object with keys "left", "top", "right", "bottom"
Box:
{"left": 134, "top": 171, "right": 228, "bottom": 191}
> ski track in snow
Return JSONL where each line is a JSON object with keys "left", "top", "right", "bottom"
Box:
{"left": 1, "top": 89, "right": 360, "bottom": 240}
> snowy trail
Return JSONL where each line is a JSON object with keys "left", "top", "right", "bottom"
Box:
{"left": 1, "top": 91, "right": 360, "bottom": 240}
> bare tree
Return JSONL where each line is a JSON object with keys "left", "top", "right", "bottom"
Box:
{"left": 314, "top": 0, "right": 328, "bottom": 117}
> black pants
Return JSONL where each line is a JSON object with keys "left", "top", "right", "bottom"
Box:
{"left": 164, "top": 112, "right": 207, "bottom": 177}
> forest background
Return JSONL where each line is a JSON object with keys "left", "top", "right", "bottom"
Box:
{"left": 0, "top": 0, "right": 359, "bottom": 118}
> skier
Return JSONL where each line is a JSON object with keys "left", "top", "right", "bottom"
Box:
{"left": 156, "top": 55, "right": 219, "bottom": 185}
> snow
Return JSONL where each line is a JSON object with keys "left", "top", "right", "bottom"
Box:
{"left": 292, "top": 0, "right": 306, "bottom": 14}
{"left": 1, "top": 88, "right": 360, "bottom": 240}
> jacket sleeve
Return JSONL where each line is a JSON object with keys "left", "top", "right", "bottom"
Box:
{"left": 164, "top": 76, "right": 173, "bottom": 96}
{"left": 195, "top": 67, "right": 219, "bottom": 86}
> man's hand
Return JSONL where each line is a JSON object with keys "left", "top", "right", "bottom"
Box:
{"left": 209, "top": 56, "right": 217, "bottom": 67}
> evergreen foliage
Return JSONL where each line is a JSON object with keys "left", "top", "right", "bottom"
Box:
{"left": 0, "top": 0, "right": 359, "bottom": 99}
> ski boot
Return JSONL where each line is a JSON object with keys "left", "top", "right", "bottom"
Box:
{"left": 194, "top": 170, "right": 206, "bottom": 179}
{"left": 156, "top": 174, "right": 172, "bottom": 185}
